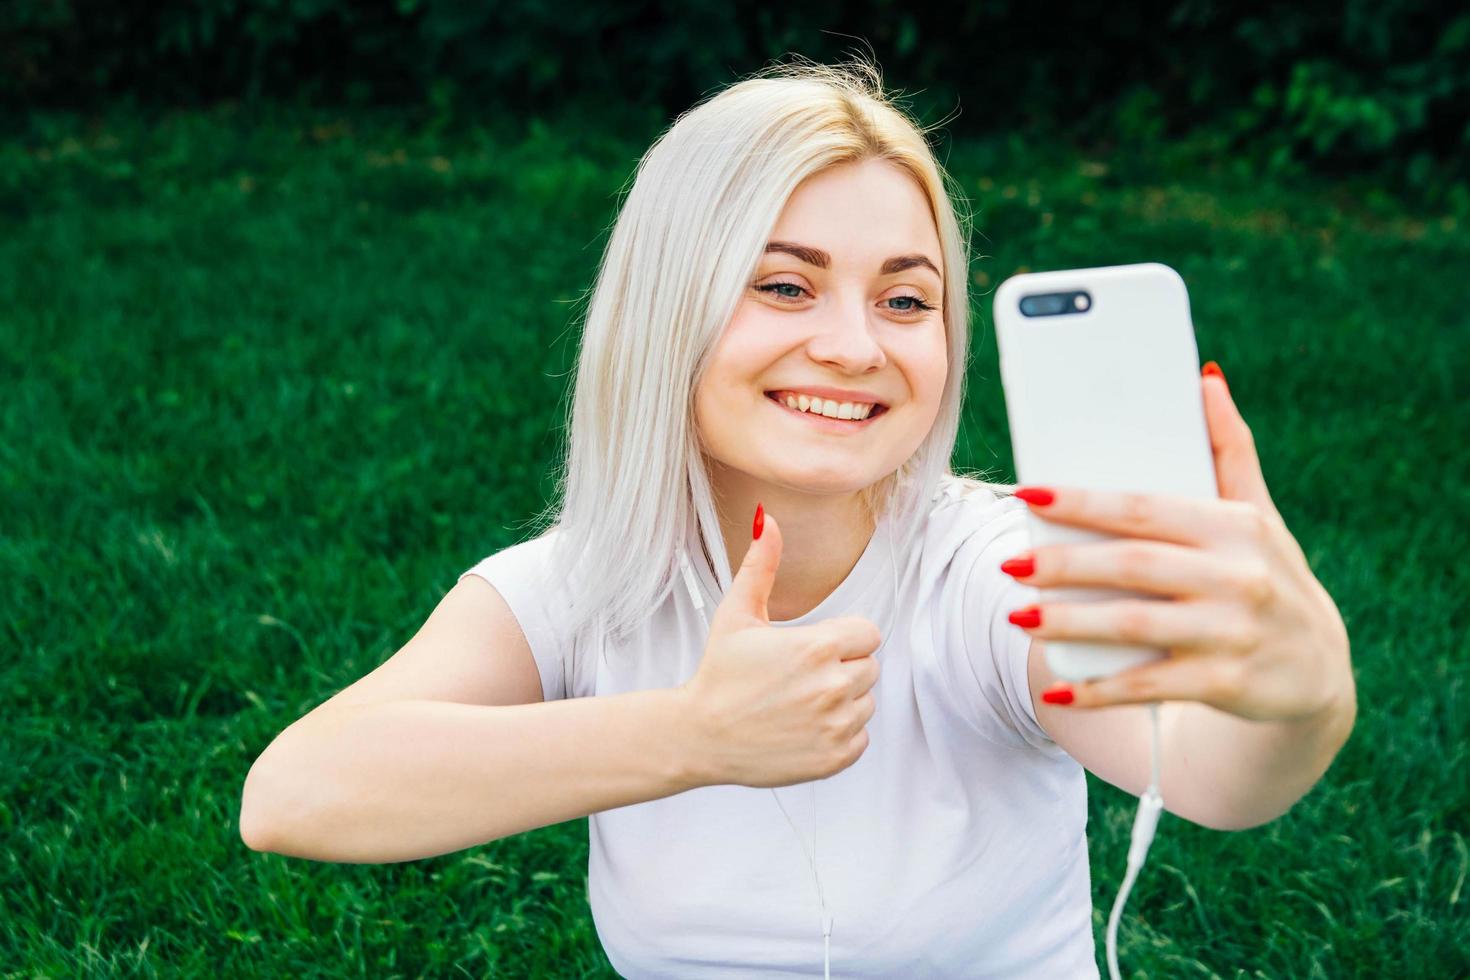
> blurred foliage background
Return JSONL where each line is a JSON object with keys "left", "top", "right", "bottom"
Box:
{"left": 4, "top": 2, "right": 1467, "bottom": 977}
{"left": 5, "top": 0, "right": 1468, "bottom": 209}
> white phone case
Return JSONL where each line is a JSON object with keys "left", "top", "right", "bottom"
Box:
{"left": 993, "top": 262, "right": 1219, "bottom": 682}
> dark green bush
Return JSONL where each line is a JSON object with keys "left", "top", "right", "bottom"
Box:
{"left": 3, "top": 0, "right": 1465, "bottom": 200}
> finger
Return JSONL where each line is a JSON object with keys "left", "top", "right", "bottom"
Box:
{"left": 1003, "top": 539, "right": 1274, "bottom": 603}
{"left": 826, "top": 616, "right": 884, "bottom": 661}
{"left": 1065, "top": 654, "right": 1248, "bottom": 711}
{"left": 1009, "top": 597, "right": 1260, "bottom": 655}
{"left": 709, "top": 504, "right": 782, "bottom": 633}
{"left": 1201, "top": 362, "right": 1277, "bottom": 513}
{"left": 757, "top": 613, "right": 882, "bottom": 665}
{"left": 1011, "top": 484, "right": 1261, "bottom": 549}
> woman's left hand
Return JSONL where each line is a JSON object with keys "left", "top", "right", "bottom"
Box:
{"left": 1000, "top": 363, "right": 1354, "bottom": 724}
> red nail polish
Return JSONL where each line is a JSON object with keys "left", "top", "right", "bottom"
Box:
{"left": 752, "top": 502, "right": 764, "bottom": 540}
{"left": 1014, "top": 487, "right": 1055, "bottom": 506}
{"left": 1042, "top": 685, "right": 1074, "bottom": 705}
{"left": 1202, "top": 360, "right": 1229, "bottom": 393}
{"left": 1000, "top": 556, "right": 1035, "bottom": 578}
{"left": 1008, "top": 606, "right": 1042, "bottom": 628}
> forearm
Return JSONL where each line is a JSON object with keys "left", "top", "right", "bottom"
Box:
{"left": 1164, "top": 679, "right": 1357, "bottom": 831}
{"left": 240, "top": 690, "right": 700, "bottom": 863}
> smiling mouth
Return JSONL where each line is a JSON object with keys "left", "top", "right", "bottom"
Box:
{"left": 764, "top": 391, "right": 889, "bottom": 424}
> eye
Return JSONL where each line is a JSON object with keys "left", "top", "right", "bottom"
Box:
{"left": 884, "top": 294, "right": 937, "bottom": 315}
{"left": 754, "top": 281, "right": 809, "bottom": 302}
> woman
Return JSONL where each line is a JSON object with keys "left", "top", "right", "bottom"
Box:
{"left": 240, "top": 58, "right": 1357, "bottom": 978}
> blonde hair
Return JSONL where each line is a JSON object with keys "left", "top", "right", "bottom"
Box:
{"left": 523, "top": 56, "right": 1014, "bottom": 652}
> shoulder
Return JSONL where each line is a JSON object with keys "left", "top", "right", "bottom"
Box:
{"left": 462, "top": 524, "right": 563, "bottom": 579}
{"left": 459, "top": 524, "right": 581, "bottom": 700}
{"left": 923, "top": 477, "right": 1029, "bottom": 560}
{"left": 922, "top": 477, "right": 1062, "bottom": 753}
{"left": 921, "top": 477, "right": 1032, "bottom": 607}
{"left": 459, "top": 525, "right": 574, "bottom": 637}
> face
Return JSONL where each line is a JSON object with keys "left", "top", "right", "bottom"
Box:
{"left": 694, "top": 157, "right": 948, "bottom": 500}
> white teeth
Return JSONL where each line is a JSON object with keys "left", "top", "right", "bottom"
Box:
{"left": 773, "top": 392, "right": 878, "bottom": 421}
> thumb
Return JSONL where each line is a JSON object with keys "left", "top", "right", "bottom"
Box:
{"left": 709, "top": 503, "right": 782, "bottom": 634}
{"left": 1201, "top": 361, "right": 1277, "bottom": 515}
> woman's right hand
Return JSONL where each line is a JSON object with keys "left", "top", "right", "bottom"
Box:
{"left": 676, "top": 507, "right": 882, "bottom": 789}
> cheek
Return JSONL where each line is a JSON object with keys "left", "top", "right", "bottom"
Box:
{"left": 724, "top": 302, "right": 787, "bottom": 355}
{"left": 690, "top": 340, "right": 756, "bottom": 440}
{"left": 708, "top": 307, "right": 786, "bottom": 388}
{"left": 897, "top": 330, "right": 949, "bottom": 400}
{"left": 690, "top": 386, "right": 731, "bottom": 459}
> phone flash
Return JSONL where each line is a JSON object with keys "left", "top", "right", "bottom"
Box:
{"left": 1074, "top": 294, "right": 1091, "bottom": 311}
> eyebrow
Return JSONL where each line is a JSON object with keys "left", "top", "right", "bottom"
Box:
{"left": 764, "top": 241, "right": 942, "bottom": 279}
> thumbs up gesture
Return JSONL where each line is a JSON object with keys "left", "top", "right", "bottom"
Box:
{"left": 676, "top": 504, "right": 883, "bottom": 789}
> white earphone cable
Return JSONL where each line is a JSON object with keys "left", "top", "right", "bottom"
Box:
{"left": 763, "top": 518, "right": 899, "bottom": 980}
{"left": 683, "top": 513, "right": 901, "bottom": 980}
{"left": 1105, "top": 701, "right": 1165, "bottom": 980}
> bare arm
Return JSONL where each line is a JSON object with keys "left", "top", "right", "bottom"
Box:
{"left": 241, "top": 689, "right": 697, "bottom": 863}
{"left": 239, "top": 575, "right": 705, "bottom": 863}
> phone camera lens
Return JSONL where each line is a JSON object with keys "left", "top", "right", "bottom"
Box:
{"left": 1020, "top": 295, "right": 1065, "bottom": 316}
{"left": 1020, "top": 290, "right": 1092, "bottom": 317}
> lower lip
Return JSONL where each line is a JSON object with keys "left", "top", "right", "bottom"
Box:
{"left": 765, "top": 393, "right": 888, "bottom": 433}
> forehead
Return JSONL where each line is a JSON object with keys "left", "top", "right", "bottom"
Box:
{"left": 767, "top": 158, "right": 941, "bottom": 269}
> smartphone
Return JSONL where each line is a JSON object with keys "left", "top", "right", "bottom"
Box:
{"left": 993, "top": 262, "right": 1219, "bottom": 682}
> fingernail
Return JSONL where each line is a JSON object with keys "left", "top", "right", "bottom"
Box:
{"left": 1042, "top": 684, "right": 1074, "bottom": 705}
{"left": 1014, "top": 487, "right": 1055, "bottom": 506}
{"left": 1000, "top": 555, "right": 1035, "bottom": 578}
{"left": 752, "top": 502, "right": 764, "bottom": 541}
{"left": 1202, "top": 360, "right": 1229, "bottom": 393}
{"left": 1008, "top": 605, "right": 1042, "bottom": 628}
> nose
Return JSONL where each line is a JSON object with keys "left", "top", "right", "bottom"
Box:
{"left": 805, "top": 291, "right": 886, "bottom": 374}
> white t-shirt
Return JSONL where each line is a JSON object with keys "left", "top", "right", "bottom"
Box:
{"left": 460, "top": 480, "right": 1097, "bottom": 978}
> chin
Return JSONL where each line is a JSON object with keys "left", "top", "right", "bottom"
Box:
{"left": 763, "top": 462, "right": 890, "bottom": 495}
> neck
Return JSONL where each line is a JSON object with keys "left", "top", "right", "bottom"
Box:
{"left": 706, "top": 459, "right": 877, "bottom": 622}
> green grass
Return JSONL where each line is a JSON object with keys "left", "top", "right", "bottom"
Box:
{"left": 2, "top": 102, "right": 1466, "bottom": 977}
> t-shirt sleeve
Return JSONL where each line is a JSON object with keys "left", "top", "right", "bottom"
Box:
{"left": 952, "top": 497, "right": 1063, "bottom": 755}
{"left": 457, "top": 530, "right": 573, "bottom": 702}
